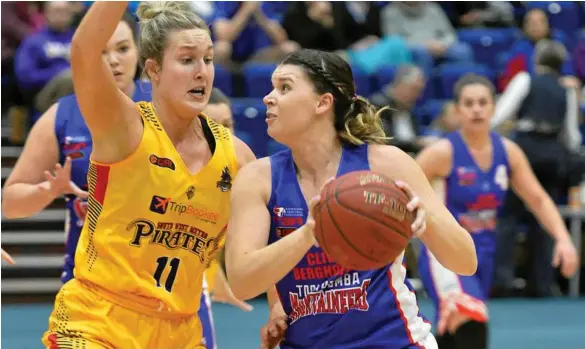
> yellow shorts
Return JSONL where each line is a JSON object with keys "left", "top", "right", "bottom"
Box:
{"left": 42, "top": 279, "right": 205, "bottom": 349}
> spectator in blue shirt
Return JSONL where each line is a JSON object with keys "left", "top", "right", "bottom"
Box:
{"left": 212, "top": 2, "right": 298, "bottom": 67}
{"left": 14, "top": 1, "right": 74, "bottom": 103}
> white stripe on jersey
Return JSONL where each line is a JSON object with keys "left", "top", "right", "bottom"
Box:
{"left": 389, "top": 252, "right": 432, "bottom": 346}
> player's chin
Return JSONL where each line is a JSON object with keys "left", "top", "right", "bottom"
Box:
{"left": 182, "top": 99, "right": 209, "bottom": 116}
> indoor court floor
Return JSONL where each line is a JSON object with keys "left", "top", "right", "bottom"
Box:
{"left": 2, "top": 298, "right": 584, "bottom": 349}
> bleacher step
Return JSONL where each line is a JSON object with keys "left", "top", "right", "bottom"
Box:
{"left": 1, "top": 278, "right": 62, "bottom": 294}
{"left": 2, "top": 231, "right": 64, "bottom": 245}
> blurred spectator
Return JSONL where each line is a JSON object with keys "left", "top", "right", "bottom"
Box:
{"left": 189, "top": 1, "right": 216, "bottom": 23}
{"left": 206, "top": 88, "right": 234, "bottom": 132}
{"left": 492, "top": 39, "right": 581, "bottom": 298}
{"left": 381, "top": 1, "right": 474, "bottom": 73}
{"left": 370, "top": 65, "right": 426, "bottom": 153}
{"left": 282, "top": 2, "right": 412, "bottom": 74}
{"left": 2, "top": 2, "right": 37, "bottom": 112}
{"left": 14, "top": 1, "right": 74, "bottom": 104}
{"left": 572, "top": 30, "right": 585, "bottom": 84}
{"left": 452, "top": 2, "right": 515, "bottom": 28}
{"left": 212, "top": 2, "right": 298, "bottom": 68}
{"left": 500, "top": 8, "right": 576, "bottom": 90}
{"left": 421, "top": 101, "right": 459, "bottom": 144}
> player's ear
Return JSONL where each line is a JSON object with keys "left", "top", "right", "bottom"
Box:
{"left": 315, "top": 92, "right": 334, "bottom": 116}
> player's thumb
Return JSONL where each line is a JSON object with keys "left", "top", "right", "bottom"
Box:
{"left": 551, "top": 248, "right": 561, "bottom": 267}
{"left": 236, "top": 299, "right": 254, "bottom": 312}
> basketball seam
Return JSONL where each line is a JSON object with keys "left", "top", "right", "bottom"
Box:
{"left": 333, "top": 179, "right": 413, "bottom": 240}
{"left": 326, "top": 178, "right": 390, "bottom": 264}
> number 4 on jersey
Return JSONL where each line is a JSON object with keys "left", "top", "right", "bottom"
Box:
{"left": 494, "top": 164, "right": 509, "bottom": 191}
{"left": 153, "top": 256, "right": 180, "bottom": 292}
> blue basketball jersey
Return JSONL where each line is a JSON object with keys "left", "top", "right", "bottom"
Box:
{"left": 55, "top": 81, "right": 152, "bottom": 283}
{"left": 268, "top": 144, "right": 431, "bottom": 349}
{"left": 441, "top": 131, "right": 510, "bottom": 251}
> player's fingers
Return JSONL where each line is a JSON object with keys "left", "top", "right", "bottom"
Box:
{"left": 235, "top": 299, "right": 254, "bottom": 312}
{"left": 274, "top": 316, "right": 288, "bottom": 331}
{"left": 394, "top": 180, "right": 415, "bottom": 199}
{"left": 319, "top": 176, "right": 336, "bottom": 193}
{"left": 63, "top": 157, "right": 72, "bottom": 171}
{"left": 406, "top": 196, "right": 421, "bottom": 213}
{"left": 551, "top": 247, "right": 561, "bottom": 267}
{"left": 414, "top": 218, "right": 426, "bottom": 238}
{"left": 411, "top": 204, "right": 424, "bottom": 229}
{"left": 308, "top": 195, "right": 321, "bottom": 212}
{"left": 1, "top": 249, "right": 15, "bottom": 265}
{"left": 44, "top": 170, "right": 57, "bottom": 183}
{"left": 562, "top": 251, "right": 578, "bottom": 277}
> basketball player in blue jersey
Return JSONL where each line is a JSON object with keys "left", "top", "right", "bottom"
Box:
{"left": 416, "top": 74, "right": 579, "bottom": 349}
{"left": 225, "top": 49, "right": 478, "bottom": 349}
{"left": 1, "top": 12, "right": 242, "bottom": 349}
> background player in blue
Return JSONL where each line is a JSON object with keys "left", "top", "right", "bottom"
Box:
{"left": 1, "top": 12, "right": 242, "bottom": 349}
{"left": 225, "top": 49, "right": 478, "bottom": 349}
{"left": 416, "top": 74, "right": 579, "bottom": 349}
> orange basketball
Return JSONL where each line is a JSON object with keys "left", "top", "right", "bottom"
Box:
{"left": 313, "top": 171, "right": 414, "bottom": 270}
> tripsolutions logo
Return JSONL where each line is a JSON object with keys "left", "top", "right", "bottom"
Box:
{"left": 149, "top": 195, "right": 219, "bottom": 223}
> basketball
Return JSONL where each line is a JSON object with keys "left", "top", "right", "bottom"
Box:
{"left": 313, "top": 171, "right": 415, "bottom": 271}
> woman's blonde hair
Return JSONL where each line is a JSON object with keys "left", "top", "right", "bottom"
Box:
{"left": 280, "top": 49, "right": 388, "bottom": 145}
{"left": 136, "top": 1, "right": 208, "bottom": 78}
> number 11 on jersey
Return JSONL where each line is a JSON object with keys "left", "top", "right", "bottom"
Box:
{"left": 153, "top": 256, "right": 181, "bottom": 292}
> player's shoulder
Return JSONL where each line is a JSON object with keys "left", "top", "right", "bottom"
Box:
{"left": 232, "top": 135, "right": 256, "bottom": 169}
{"left": 420, "top": 138, "right": 453, "bottom": 158}
{"left": 233, "top": 157, "right": 272, "bottom": 195}
{"left": 500, "top": 136, "right": 523, "bottom": 163}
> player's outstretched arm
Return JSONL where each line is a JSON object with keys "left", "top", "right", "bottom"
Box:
{"left": 225, "top": 159, "right": 315, "bottom": 300}
{"left": 372, "top": 144, "right": 478, "bottom": 276}
{"left": 70, "top": 1, "right": 141, "bottom": 164}
{"left": 504, "top": 139, "right": 579, "bottom": 278}
{"left": 3, "top": 105, "right": 86, "bottom": 218}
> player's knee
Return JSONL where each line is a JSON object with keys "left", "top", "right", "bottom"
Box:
{"left": 452, "top": 320, "right": 488, "bottom": 349}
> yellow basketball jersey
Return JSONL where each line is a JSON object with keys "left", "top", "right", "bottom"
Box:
{"left": 74, "top": 102, "right": 237, "bottom": 318}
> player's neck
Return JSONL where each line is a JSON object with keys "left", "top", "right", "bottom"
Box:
{"left": 121, "top": 81, "right": 136, "bottom": 100}
{"left": 290, "top": 128, "right": 342, "bottom": 181}
{"left": 151, "top": 97, "right": 200, "bottom": 145}
{"left": 459, "top": 129, "right": 490, "bottom": 151}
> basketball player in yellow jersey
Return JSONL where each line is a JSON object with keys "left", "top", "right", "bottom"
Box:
{"left": 42, "top": 2, "right": 255, "bottom": 349}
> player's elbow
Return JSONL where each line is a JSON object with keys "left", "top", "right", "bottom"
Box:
{"left": 458, "top": 252, "right": 478, "bottom": 276}
{"left": 225, "top": 264, "right": 257, "bottom": 301}
{"left": 227, "top": 276, "right": 257, "bottom": 301}
{"left": 455, "top": 230, "right": 478, "bottom": 276}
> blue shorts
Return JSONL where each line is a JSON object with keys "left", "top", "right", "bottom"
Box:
{"left": 418, "top": 245, "right": 493, "bottom": 324}
{"left": 199, "top": 288, "right": 217, "bottom": 349}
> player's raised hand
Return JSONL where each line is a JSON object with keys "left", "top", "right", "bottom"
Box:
{"left": 39, "top": 158, "right": 89, "bottom": 199}
{"left": 395, "top": 180, "right": 427, "bottom": 237}
{"left": 1, "top": 248, "right": 15, "bottom": 265}
{"left": 260, "top": 302, "right": 288, "bottom": 349}
{"left": 552, "top": 237, "right": 580, "bottom": 278}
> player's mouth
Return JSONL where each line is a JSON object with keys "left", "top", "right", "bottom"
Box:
{"left": 112, "top": 71, "right": 124, "bottom": 78}
{"left": 188, "top": 87, "right": 206, "bottom": 99}
{"left": 266, "top": 111, "right": 277, "bottom": 124}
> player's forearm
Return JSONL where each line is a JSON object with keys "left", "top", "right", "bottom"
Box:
{"left": 420, "top": 213, "right": 478, "bottom": 275}
{"left": 2, "top": 182, "right": 55, "bottom": 219}
{"left": 267, "top": 286, "right": 280, "bottom": 308}
{"left": 227, "top": 226, "right": 314, "bottom": 300}
{"left": 529, "top": 196, "right": 572, "bottom": 243}
{"left": 72, "top": 1, "right": 127, "bottom": 55}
